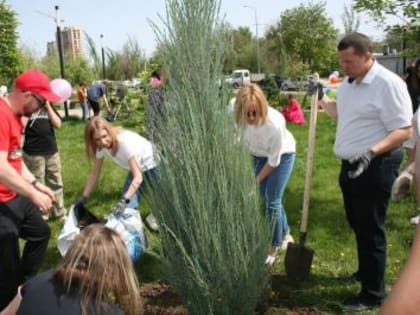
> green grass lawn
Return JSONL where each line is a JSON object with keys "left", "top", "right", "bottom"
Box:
{"left": 42, "top": 108, "right": 416, "bottom": 314}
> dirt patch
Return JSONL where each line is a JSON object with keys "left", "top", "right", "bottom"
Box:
{"left": 140, "top": 280, "right": 188, "bottom": 315}
{"left": 139, "top": 276, "right": 322, "bottom": 315}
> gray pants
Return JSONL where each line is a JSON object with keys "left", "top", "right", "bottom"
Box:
{"left": 23, "top": 152, "right": 65, "bottom": 218}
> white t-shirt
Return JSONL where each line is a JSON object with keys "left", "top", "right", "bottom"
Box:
{"left": 242, "top": 106, "right": 296, "bottom": 167}
{"left": 96, "top": 130, "right": 158, "bottom": 172}
{"left": 334, "top": 61, "right": 412, "bottom": 160}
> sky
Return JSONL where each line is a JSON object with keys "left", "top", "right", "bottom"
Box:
{"left": 8, "top": 0, "right": 385, "bottom": 58}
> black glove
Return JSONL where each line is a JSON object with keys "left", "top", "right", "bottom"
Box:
{"left": 347, "top": 150, "right": 375, "bottom": 179}
{"left": 307, "top": 80, "right": 324, "bottom": 101}
{"left": 74, "top": 196, "right": 86, "bottom": 210}
{"left": 317, "top": 83, "right": 324, "bottom": 101}
{"left": 112, "top": 198, "right": 127, "bottom": 214}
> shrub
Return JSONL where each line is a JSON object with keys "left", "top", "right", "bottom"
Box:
{"left": 147, "top": 0, "right": 271, "bottom": 314}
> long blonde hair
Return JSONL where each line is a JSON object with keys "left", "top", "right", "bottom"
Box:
{"left": 54, "top": 224, "right": 142, "bottom": 315}
{"left": 84, "top": 116, "right": 121, "bottom": 162}
{"left": 234, "top": 83, "right": 269, "bottom": 126}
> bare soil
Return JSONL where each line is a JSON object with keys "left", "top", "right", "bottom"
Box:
{"left": 139, "top": 274, "right": 322, "bottom": 315}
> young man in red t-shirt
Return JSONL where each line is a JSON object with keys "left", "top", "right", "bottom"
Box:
{"left": 0, "top": 69, "right": 60, "bottom": 309}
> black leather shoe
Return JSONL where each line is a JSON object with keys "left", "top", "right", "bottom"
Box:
{"left": 343, "top": 296, "right": 381, "bottom": 312}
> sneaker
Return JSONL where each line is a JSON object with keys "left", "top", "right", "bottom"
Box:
{"left": 391, "top": 170, "right": 412, "bottom": 201}
{"left": 410, "top": 214, "right": 420, "bottom": 225}
{"left": 343, "top": 295, "right": 382, "bottom": 312}
{"left": 265, "top": 247, "right": 279, "bottom": 266}
{"left": 146, "top": 214, "right": 159, "bottom": 231}
{"left": 281, "top": 234, "right": 294, "bottom": 251}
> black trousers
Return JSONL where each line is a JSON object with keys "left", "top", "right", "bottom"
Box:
{"left": 0, "top": 195, "right": 51, "bottom": 309}
{"left": 339, "top": 148, "right": 402, "bottom": 303}
{"left": 88, "top": 99, "right": 100, "bottom": 116}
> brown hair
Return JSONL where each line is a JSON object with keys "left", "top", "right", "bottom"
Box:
{"left": 234, "top": 83, "right": 269, "bottom": 126}
{"left": 84, "top": 116, "right": 121, "bottom": 162}
{"left": 54, "top": 224, "right": 142, "bottom": 315}
{"left": 337, "top": 32, "right": 373, "bottom": 55}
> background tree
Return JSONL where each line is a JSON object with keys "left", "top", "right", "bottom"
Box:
{"left": 353, "top": 0, "right": 420, "bottom": 57}
{"left": 18, "top": 43, "right": 41, "bottom": 71}
{"left": 0, "top": 0, "right": 20, "bottom": 85}
{"left": 231, "top": 27, "right": 255, "bottom": 71}
{"left": 267, "top": 2, "right": 339, "bottom": 77}
{"left": 262, "top": 25, "right": 289, "bottom": 74}
{"left": 341, "top": 3, "right": 360, "bottom": 33}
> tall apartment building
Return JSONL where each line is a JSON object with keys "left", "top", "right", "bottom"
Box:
{"left": 59, "top": 26, "right": 84, "bottom": 59}
{"left": 46, "top": 41, "right": 56, "bottom": 57}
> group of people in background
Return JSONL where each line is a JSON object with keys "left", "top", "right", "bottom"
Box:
{"left": 77, "top": 80, "right": 110, "bottom": 121}
{"left": 0, "top": 31, "right": 420, "bottom": 314}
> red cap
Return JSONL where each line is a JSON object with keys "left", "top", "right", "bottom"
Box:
{"left": 14, "top": 69, "right": 61, "bottom": 103}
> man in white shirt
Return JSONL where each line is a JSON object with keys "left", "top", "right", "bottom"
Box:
{"left": 320, "top": 32, "right": 412, "bottom": 312}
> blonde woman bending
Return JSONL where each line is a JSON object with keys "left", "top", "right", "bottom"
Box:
{"left": 74, "top": 116, "right": 159, "bottom": 230}
{"left": 13, "top": 224, "right": 142, "bottom": 315}
{"left": 234, "top": 83, "right": 296, "bottom": 265}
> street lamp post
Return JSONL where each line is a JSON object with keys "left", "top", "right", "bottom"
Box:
{"left": 54, "top": 5, "right": 68, "bottom": 118}
{"left": 100, "top": 34, "right": 106, "bottom": 79}
{"left": 243, "top": 5, "right": 261, "bottom": 74}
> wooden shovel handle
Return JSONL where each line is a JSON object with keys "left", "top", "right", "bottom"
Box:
{"left": 300, "top": 88, "right": 319, "bottom": 234}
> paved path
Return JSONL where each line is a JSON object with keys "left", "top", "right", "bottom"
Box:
{"left": 57, "top": 107, "right": 85, "bottom": 119}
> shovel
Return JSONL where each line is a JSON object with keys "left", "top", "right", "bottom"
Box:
{"left": 284, "top": 75, "right": 319, "bottom": 281}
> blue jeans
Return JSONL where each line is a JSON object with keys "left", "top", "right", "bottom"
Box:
{"left": 253, "top": 153, "right": 295, "bottom": 247}
{"left": 80, "top": 100, "right": 89, "bottom": 121}
{"left": 122, "top": 167, "right": 159, "bottom": 209}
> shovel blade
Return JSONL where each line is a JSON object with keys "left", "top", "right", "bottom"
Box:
{"left": 284, "top": 242, "right": 314, "bottom": 281}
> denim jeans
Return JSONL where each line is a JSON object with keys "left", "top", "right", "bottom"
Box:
{"left": 80, "top": 100, "right": 89, "bottom": 121}
{"left": 122, "top": 167, "right": 159, "bottom": 209}
{"left": 339, "top": 148, "right": 402, "bottom": 302}
{"left": 253, "top": 153, "right": 295, "bottom": 247}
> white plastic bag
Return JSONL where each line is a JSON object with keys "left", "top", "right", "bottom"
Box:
{"left": 57, "top": 206, "right": 147, "bottom": 262}
{"left": 105, "top": 208, "right": 147, "bottom": 262}
{"left": 57, "top": 205, "right": 80, "bottom": 256}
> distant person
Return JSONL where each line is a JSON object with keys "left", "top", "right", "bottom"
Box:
{"left": 87, "top": 81, "right": 111, "bottom": 117}
{"left": 281, "top": 93, "right": 305, "bottom": 124}
{"left": 391, "top": 59, "right": 420, "bottom": 202}
{"left": 77, "top": 82, "right": 89, "bottom": 121}
{"left": 74, "top": 117, "right": 160, "bottom": 231}
{"left": 0, "top": 69, "right": 58, "bottom": 309}
{"left": 319, "top": 32, "right": 412, "bottom": 312}
{"left": 146, "top": 71, "right": 165, "bottom": 139}
{"left": 234, "top": 83, "right": 296, "bottom": 266}
{"left": 12, "top": 224, "right": 142, "bottom": 315}
{"left": 22, "top": 100, "right": 66, "bottom": 222}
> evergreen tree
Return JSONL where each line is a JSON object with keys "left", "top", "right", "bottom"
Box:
{"left": 0, "top": 0, "right": 20, "bottom": 85}
{"left": 148, "top": 0, "right": 270, "bottom": 314}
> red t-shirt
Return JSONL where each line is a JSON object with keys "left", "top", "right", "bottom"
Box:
{"left": 0, "top": 98, "right": 24, "bottom": 202}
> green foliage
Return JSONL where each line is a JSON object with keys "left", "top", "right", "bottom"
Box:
{"left": 353, "top": 0, "right": 420, "bottom": 56}
{"left": 284, "top": 60, "right": 311, "bottom": 81}
{"left": 0, "top": 0, "right": 20, "bottom": 85}
{"left": 267, "top": 2, "right": 339, "bottom": 76}
{"left": 106, "top": 36, "right": 147, "bottom": 80}
{"left": 149, "top": 0, "right": 270, "bottom": 314}
{"left": 214, "top": 24, "right": 255, "bottom": 74}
